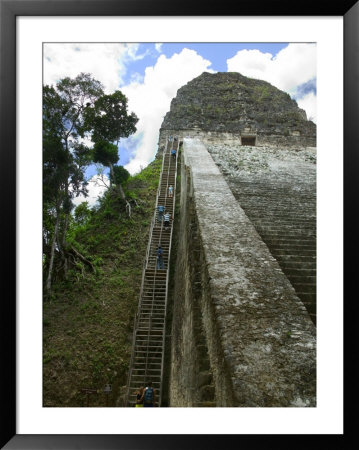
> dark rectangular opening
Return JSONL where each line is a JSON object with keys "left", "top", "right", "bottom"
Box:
{"left": 241, "top": 136, "right": 256, "bottom": 146}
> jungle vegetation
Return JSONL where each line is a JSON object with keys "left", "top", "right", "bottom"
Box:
{"left": 43, "top": 73, "right": 161, "bottom": 406}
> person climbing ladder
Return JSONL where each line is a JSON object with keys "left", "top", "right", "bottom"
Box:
{"left": 142, "top": 381, "right": 156, "bottom": 407}
{"left": 163, "top": 213, "right": 170, "bottom": 231}
{"left": 156, "top": 246, "right": 164, "bottom": 269}
{"left": 157, "top": 205, "right": 165, "bottom": 223}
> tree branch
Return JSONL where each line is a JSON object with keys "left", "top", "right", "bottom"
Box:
{"left": 68, "top": 246, "right": 95, "bottom": 272}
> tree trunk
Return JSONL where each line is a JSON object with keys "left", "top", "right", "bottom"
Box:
{"left": 46, "top": 210, "right": 60, "bottom": 293}
{"left": 109, "top": 160, "right": 131, "bottom": 216}
{"left": 59, "top": 179, "right": 70, "bottom": 277}
{"left": 118, "top": 183, "right": 126, "bottom": 200}
{"left": 61, "top": 212, "right": 70, "bottom": 276}
{"left": 68, "top": 246, "right": 96, "bottom": 272}
{"left": 109, "top": 162, "right": 114, "bottom": 189}
{"left": 118, "top": 183, "right": 131, "bottom": 216}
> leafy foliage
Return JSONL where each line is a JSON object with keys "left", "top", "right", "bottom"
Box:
{"left": 83, "top": 90, "right": 139, "bottom": 144}
{"left": 43, "top": 159, "right": 162, "bottom": 407}
{"left": 111, "top": 165, "right": 130, "bottom": 185}
{"left": 43, "top": 73, "right": 138, "bottom": 292}
{"left": 93, "top": 140, "right": 119, "bottom": 167}
{"left": 74, "top": 202, "right": 92, "bottom": 225}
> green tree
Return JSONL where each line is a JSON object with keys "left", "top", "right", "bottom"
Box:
{"left": 84, "top": 90, "right": 138, "bottom": 144}
{"left": 84, "top": 90, "right": 138, "bottom": 202}
{"left": 43, "top": 74, "right": 104, "bottom": 291}
{"left": 74, "top": 201, "right": 92, "bottom": 225}
{"left": 92, "top": 140, "right": 119, "bottom": 188}
{"left": 43, "top": 130, "right": 70, "bottom": 291}
{"left": 111, "top": 165, "right": 130, "bottom": 186}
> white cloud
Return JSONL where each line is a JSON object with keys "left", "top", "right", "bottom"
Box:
{"left": 43, "top": 43, "right": 141, "bottom": 93}
{"left": 44, "top": 42, "right": 317, "bottom": 206}
{"left": 122, "top": 48, "right": 214, "bottom": 174}
{"left": 297, "top": 91, "right": 317, "bottom": 123}
{"left": 126, "top": 45, "right": 150, "bottom": 62}
{"left": 129, "top": 72, "right": 144, "bottom": 84}
{"left": 72, "top": 174, "right": 109, "bottom": 208}
{"left": 155, "top": 43, "right": 163, "bottom": 53}
{"left": 227, "top": 43, "right": 316, "bottom": 121}
{"left": 43, "top": 44, "right": 213, "bottom": 176}
{"left": 227, "top": 43, "right": 316, "bottom": 92}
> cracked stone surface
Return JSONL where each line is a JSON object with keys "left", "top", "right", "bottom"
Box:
{"left": 206, "top": 142, "right": 317, "bottom": 324}
{"left": 181, "top": 138, "right": 316, "bottom": 407}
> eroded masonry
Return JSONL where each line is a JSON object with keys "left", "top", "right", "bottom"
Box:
{"left": 168, "top": 137, "right": 316, "bottom": 407}
{"left": 159, "top": 72, "right": 316, "bottom": 406}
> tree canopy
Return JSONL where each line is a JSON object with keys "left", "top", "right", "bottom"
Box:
{"left": 111, "top": 165, "right": 130, "bottom": 186}
{"left": 84, "top": 90, "right": 138, "bottom": 144}
{"left": 93, "top": 140, "right": 119, "bottom": 168}
{"left": 43, "top": 73, "right": 138, "bottom": 292}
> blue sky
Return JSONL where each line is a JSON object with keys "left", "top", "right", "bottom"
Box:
{"left": 43, "top": 42, "right": 316, "bottom": 205}
{"left": 120, "top": 43, "right": 290, "bottom": 85}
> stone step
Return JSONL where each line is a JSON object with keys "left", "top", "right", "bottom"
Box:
{"left": 271, "top": 248, "right": 316, "bottom": 256}
{"left": 269, "top": 243, "right": 316, "bottom": 250}
{"left": 257, "top": 217, "right": 315, "bottom": 224}
{"left": 287, "top": 275, "right": 316, "bottom": 284}
{"left": 265, "top": 236, "right": 316, "bottom": 243}
{"left": 278, "top": 260, "right": 316, "bottom": 270}
{"left": 242, "top": 205, "right": 315, "bottom": 215}
{"left": 275, "top": 254, "right": 316, "bottom": 262}
{"left": 260, "top": 230, "right": 316, "bottom": 238}
{"left": 299, "top": 301, "right": 316, "bottom": 316}
{"left": 296, "top": 292, "right": 316, "bottom": 303}
{"left": 291, "top": 283, "right": 316, "bottom": 293}
{"left": 256, "top": 223, "right": 315, "bottom": 231}
{"left": 279, "top": 267, "right": 316, "bottom": 276}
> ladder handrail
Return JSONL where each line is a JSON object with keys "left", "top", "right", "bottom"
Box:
{"left": 143, "top": 144, "right": 168, "bottom": 267}
{"left": 125, "top": 134, "right": 180, "bottom": 406}
{"left": 158, "top": 142, "right": 179, "bottom": 406}
{"left": 124, "top": 141, "right": 169, "bottom": 405}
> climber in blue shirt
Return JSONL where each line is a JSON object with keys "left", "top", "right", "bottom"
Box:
{"left": 157, "top": 205, "right": 165, "bottom": 223}
{"left": 156, "top": 246, "right": 164, "bottom": 270}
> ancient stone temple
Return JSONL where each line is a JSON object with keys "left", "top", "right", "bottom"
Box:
{"left": 161, "top": 71, "right": 316, "bottom": 147}
{"left": 158, "top": 72, "right": 317, "bottom": 407}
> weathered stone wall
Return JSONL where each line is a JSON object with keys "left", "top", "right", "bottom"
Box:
{"left": 158, "top": 129, "right": 316, "bottom": 154}
{"left": 161, "top": 72, "right": 316, "bottom": 148}
{"left": 169, "top": 157, "right": 217, "bottom": 407}
{"left": 160, "top": 131, "right": 317, "bottom": 323}
{"left": 206, "top": 143, "right": 317, "bottom": 324}
{"left": 170, "top": 138, "right": 316, "bottom": 407}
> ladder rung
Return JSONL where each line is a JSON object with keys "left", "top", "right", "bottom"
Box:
{"left": 126, "top": 146, "right": 178, "bottom": 406}
{"left": 136, "top": 356, "right": 162, "bottom": 361}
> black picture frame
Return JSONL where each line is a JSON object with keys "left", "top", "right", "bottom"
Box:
{"left": 1, "top": 0, "right": 357, "bottom": 448}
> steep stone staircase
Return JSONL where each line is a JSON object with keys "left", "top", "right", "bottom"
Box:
{"left": 125, "top": 138, "right": 178, "bottom": 406}
{"left": 232, "top": 180, "right": 316, "bottom": 324}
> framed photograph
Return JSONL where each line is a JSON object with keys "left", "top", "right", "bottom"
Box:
{"left": 1, "top": 0, "right": 356, "bottom": 448}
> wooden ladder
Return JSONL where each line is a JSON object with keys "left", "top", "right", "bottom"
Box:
{"left": 125, "top": 137, "right": 179, "bottom": 406}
